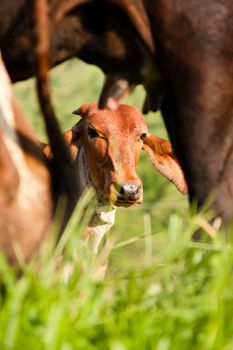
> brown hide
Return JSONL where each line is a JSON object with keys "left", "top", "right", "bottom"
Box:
{"left": 0, "top": 56, "right": 52, "bottom": 264}
{"left": 143, "top": 1, "right": 233, "bottom": 222}
{"left": 1, "top": 0, "right": 158, "bottom": 95}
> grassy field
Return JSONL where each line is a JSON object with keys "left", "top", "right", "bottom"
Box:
{"left": 0, "top": 59, "right": 232, "bottom": 350}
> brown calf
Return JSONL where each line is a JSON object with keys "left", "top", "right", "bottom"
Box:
{"left": 44, "top": 102, "right": 187, "bottom": 252}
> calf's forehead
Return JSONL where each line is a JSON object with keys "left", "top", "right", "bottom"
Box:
{"left": 84, "top": 104, "right": 147, "bottom": 135}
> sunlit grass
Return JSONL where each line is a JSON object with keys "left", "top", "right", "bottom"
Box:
{"left": 0, "top": 193, "right": 232, "bottom": 350}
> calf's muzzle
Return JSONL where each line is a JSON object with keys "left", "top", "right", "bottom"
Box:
{"left": 114, "top": 182, "right": 142, "bottom": 204}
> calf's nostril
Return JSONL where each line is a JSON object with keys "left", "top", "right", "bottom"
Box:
{"left": 122, "top": 183, "right": 140, "bottom": 195}
{"left": 115, "top": 183, "right": 124, "bottom": 195}
{"left": 120, "top": 187, "right": 125, "bottom": 195}
{"left": 114, "top": 182, "right": 141, "bottom": 201}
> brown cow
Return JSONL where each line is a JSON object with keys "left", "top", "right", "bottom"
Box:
{"left": 0, "top": 54, "right": 53, "bottom": 264}
{"left": 44, "top": 102, "right": 187, "bottom": 252}
{"left": 2, "top": 0, "right": 231, "bottom": 225}
{"left": 1, "top": 1, "right": 155, "bottom": 87}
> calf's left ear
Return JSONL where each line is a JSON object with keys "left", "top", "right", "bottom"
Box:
{"left": 142, "top": 134, "right": 188, "bottom": 195}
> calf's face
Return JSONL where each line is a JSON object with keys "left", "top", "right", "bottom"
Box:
{"left": 73, "top": 103, "right": 147, "bottom": 206}
{"left": 71, "top": 102, "right": 187, "bottom": 206}
{"left": 44, "top": 102, "right": 187, "bottom": 206}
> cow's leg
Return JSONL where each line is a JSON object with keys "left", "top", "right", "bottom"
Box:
{"left": 147, "top": 0, "right": 233, "bottom": 223}
{"left": 161, "top": 95, "right": 233, "bottom": 224}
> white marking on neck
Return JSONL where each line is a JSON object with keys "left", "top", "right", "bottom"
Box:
{"left": 76, "top": 145, "right": 116, "bottom": 253}
{"left": 88, "top": 205, "right": 116, "bottom": 254}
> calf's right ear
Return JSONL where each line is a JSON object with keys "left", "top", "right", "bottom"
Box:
{"left": 142, "top": 134, "right": 188, "bottom": 195}
{"left": 43, "top": 124, "right": 82, "bottom": 160}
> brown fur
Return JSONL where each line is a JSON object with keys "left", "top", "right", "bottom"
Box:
{"left": 0, "top": 56, "right": 52, "bottom": 264}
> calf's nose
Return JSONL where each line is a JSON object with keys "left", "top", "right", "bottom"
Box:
{"left": 116, "top": 182, "right": 141, "bottom": 202}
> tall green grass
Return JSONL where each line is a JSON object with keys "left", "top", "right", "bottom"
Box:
{"left": 0, "top": 195, "right": 232, "bottom": 350}
{"left": 0, "top": 59, "right": 230, "bottom": 350}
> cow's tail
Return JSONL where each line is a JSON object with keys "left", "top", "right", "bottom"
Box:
{"left": 34, "top": 0, "right": 80, "bottom": 234}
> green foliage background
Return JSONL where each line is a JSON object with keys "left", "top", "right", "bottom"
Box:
{"left": 0, "top": 59, "right": 231, "bottom": 350}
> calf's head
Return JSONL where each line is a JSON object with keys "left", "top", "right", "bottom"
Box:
{"left": 72, "top": 102, "right": 149, "bottom": 206}
{"left": 45, "top": 102, "right": 187, "bottom": 206}
{"left": 72, "top": 102, "right": 187, "bottom": 206}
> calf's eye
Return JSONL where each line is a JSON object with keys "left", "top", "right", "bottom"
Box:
{"left": 87, "top": 127, "right": 99, "bottom": 139}
{"left": 140, "top": 133, "right": 147, "bottom": 141}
